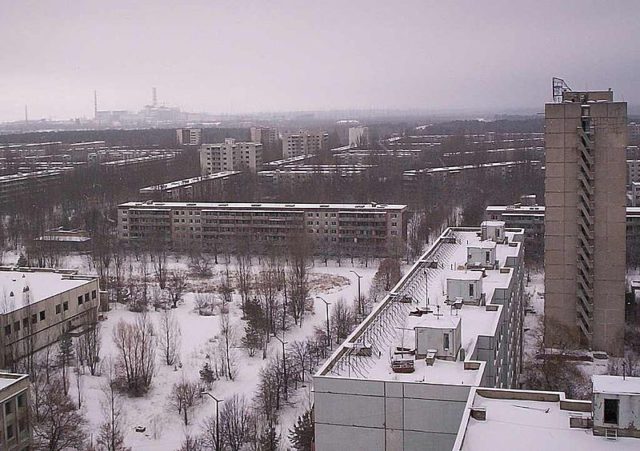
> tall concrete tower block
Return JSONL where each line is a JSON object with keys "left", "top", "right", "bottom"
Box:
{"left": 544, "top": 89, "right": 627, "bottom": 356}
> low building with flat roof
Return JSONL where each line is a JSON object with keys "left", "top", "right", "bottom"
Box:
{"left": 0, "top": 267, "right": 100, "bottom": 370}
{"left": 139, "top": 171, "right": 242, "bottom": 202}
{"left": 313, "top": 223, "right": 525, "bottom": 450}
{"left": 453, "top": 376, "right": 640, "bottom": 450}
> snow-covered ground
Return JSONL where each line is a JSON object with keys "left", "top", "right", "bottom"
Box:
{"left": 45, "top": 253, "right": 382, "bottom": 450}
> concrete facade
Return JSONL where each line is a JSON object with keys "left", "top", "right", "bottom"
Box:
{"left": 0, "top": 268, "right": 100, "bottom": 370}
{"left": 544, "top": 90, "right": 627, "bottom": 355}
{"left": 199, "top": 139, "right": 263, "bottom": 174}
{"left": 0, "top": 373, "right": 31, "bottom": 451}
{"left": 282, "top": 131, "right": 328, "bottom": 158}
{"left": 117, "top": 201, "right": 406, "bottom": 256}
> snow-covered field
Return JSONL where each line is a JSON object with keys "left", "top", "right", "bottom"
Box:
{"left": 40, "top": 252, "right": 381, "bottom": 450}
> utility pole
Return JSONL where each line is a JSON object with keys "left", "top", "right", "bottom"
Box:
{"left": 201, "top": 391, "right": 224, "bottom": 451}
{"left": 274, "top": 333, "right": 288, "bottom": 401}
{"left": 350, "top": 270, "right": 363, "bottom": 315}
{"left": 317, "top": 296, "right": 332, "bottom": 350}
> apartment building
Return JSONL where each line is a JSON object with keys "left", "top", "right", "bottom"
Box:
{"left": 139, "top": 171, "right": 242, "bottom": 202}
{"left": 453, "top": 376, "right": 640, "bottom": 450}
{"left": 544, "top": 89, "right": 627, "bottom": 355}
{"left": 0, "top": 170, "right": 69, "bottom": 207}
{"left": 628, "top": 159, "right": 640, "bottom": 185}
{"left": 258, "top": 164, "right": 374, "bottom": 187}
{"left": 282, "top": 131, "right": 329, "bottom": 158}
{"left": 313, "top": 223, "right": 525, "bottom": 450}
{"left": 117, "top": 201, "right": 406, "bottom": 255}
{"left": 176, "top": 128, "right": 202, "bottom": 146}
{"left": 0, "top": 373, "right": 30, "bottom": 451}
{"left": 199, "top": 139, "right": 263, "bottom": 174}
{"left": 0, "top": 267, "right": 100, "bottom": 369}
{"left": 100, "top": 153, "right": 179, "bottom": 174}
{"left": 348, "top": 126, "right": 370, "bottom": 148}
{"left": 250, "top": 126, "right": 278, "bottom": 147}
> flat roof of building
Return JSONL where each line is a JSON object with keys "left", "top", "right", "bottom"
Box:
{"left": 316, "top": 227, "right": 523, "bottom": 386}
{"left": 119, "top": 201, "right": 407, "bottom": 211}
{"left": 139, "top": 171, "right": 241, "bottom": 192}
{"left": 0, "top": 268, "right": 96, "bottom": 314}
{"left": 455, "top": 388, "right": 638, "bottom": 451}
{"left": 0, "top": 169, "right": 66, "bottom": 182}
{"left": 592, "top": 375, "right": 640, "bottom": 395}
{"left": 0, "top": 373, "right": 28, "bottom": 391}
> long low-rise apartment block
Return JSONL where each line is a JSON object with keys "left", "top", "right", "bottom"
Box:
{"left": 139, "top": 171, "right": 242, "bottom": 202}
{"left": 313, "top": 222, "right": 525, "bottom": 450}
{"left": 485, "top": 202, "right": 640, "bottom": 246}
{"left": 0, "top": 169, "right": 71, "bottom": 207}
{"left": 0, "top": 267, "right": 100, "bottom": 369}
{"left": 117, "top": 201, "right": 407, "bottom": 255}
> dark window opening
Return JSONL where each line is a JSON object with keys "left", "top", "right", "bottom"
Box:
{"left": 604, "top": 398, "right": 619, "bottom": 424}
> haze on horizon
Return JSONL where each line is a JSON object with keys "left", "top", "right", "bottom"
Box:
{"left": 1, "top": 0, "right": 638, "bottom": 122}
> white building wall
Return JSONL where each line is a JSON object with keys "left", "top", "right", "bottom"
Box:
{"left": 314, "top": 376, "right": 472, "bottom": 451}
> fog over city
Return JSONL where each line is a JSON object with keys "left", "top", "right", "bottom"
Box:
{"left": 1, "top": 0, "right": 639, "bottom": 121}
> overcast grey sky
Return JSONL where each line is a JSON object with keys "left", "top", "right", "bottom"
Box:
{"left": 1, "top": 0, "right": 638, "bottom": 121}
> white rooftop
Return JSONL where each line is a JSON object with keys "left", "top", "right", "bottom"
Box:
{"left": 0, "top": 373, "right": 28, "bottom": 391}
{"left": 317, "top": 227, "right": 522, "bottom": 385}
{"left": 0, "top": 269, "right": 95, "bottom": 315}
{"left": 458, "top": 390, "right": 639, "bottom": 451}
{"left": 119, "top": 201, "right": 407, "bottom": 211}
{"left": 592, "top": 375, "right": 640, "bottom": 395}
{"left": 139, "top": 171, "right": 240, "bottom": 192}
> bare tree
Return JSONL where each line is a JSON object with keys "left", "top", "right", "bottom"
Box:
{"left": 331, "top": 298, "right": 356, "bottom": 345}
{"left": 188, "top": 247, "right": 213, "bottom": 277}
{"left": 158, "top": 308, "right": 182, "bottom": 366}
{"left": 32, "top": 377, "right": 88, "bottom": 451}
{"left": 202, "top": 394, "right": 253, "bottom": 451}
{"left": 112, "top": 314, "right": 157, "bottom": 396}
{"left": 235, "top": 248, "right": 253, "bottom": 311}
{"left": 167, "top": 270, "right": 188, "bottom": 308}
{"left": 289, "top": 340, "right": 312, "bottom": 383}
{"left": 287, "top": 233, "right": 312, "bottom": 327}
{"left": 77, "top": 323, "right": 101, "bottom": 376}
{"left": 171, "top": 376, "right": 201, "bottom": 426}
{"left": 148, "top": 237, "right": 168, "bottom": 289}
{"left": 194, "top": 292, "right": 216, "bottom": 316}
{"left": 218, "top": 312, "right": 238, "bottom": 380}
{"left": 97, "top": 361, "right": 129, "bottom": 451}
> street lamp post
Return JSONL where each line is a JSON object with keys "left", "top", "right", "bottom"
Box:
{"left": 274, "top": 333, "right": 288, "bottom": 401}
{"left": 201, "top": 391, "right": 224, "bottom": 451}
{"left": 350, "top": 270, "right": 363, "bottom": 315}
{"left": 317, "top": 296, "right": 332, "bottom": 350}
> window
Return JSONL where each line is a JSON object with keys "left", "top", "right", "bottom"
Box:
{"left": 13, "top": 321, "right": 20, "bottom": 333}
{"left": 22, "top": 318, "right": 28, "bottom": 328}
{"left": 604, "top": 398, "right": 619, "bottom": 424}
{"left": 6, "top": 423, "right": 14, "bottom": 440}
{"left": 4, "top": 325, "right": 11, "bottom": 336}
{"left": 31, "top": 314, "right": 37, "bottom": 325}
{"left": 39, "top": 311, "right": 45, "bottom": 321}
{"left": 63, "top": 301, "right": 69, "bottom": 311}
{"left": 443, "top": 333, "right": 450, "bottom": 350}
{"left": 469, "top": 283, "right": 474, "bottom": 297}
{"left": 78, "top": 295, "right": 83, "bottom": 305}
{"left": 56, "top": 304, "right": 61, "bottom": 314}
{"left": 485, "top": 251, "right": 491, "bottom": 263}
{"left": 85, "top": 293, "right": 90, "bottom": 303}
{"left": 5, "top": 400, "right": 13, "bottom": 415}
{"left": 17, "top": 394, "right": 25, "bottom": 408}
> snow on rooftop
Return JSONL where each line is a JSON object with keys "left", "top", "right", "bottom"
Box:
{"left": 0, "top": 373, "right": 27, "bottom": 391}
{"left": 408, "top": 313, "right": 460, "bottom": 330}
{"left": 119, "top": 201, "right": 407, "bottom": 211}
{"left": 318, "top": 228, "right": 522, "bottom": 384}
{"left": 592, "top": 375, "right": 640, "bottom": 395}
{"left": 459, "top": 391, "right": 639, "bottom": 451}
{"left": 0, "top": 269, "right": 95, "bottom": 314}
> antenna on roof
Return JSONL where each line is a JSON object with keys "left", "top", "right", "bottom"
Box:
{"left": 552, "top": 77, "right": 572, "bottom": 103}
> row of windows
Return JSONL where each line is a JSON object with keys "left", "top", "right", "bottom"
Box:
{"left": 3, "top": 290, "right": 96, "bottom": 337}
